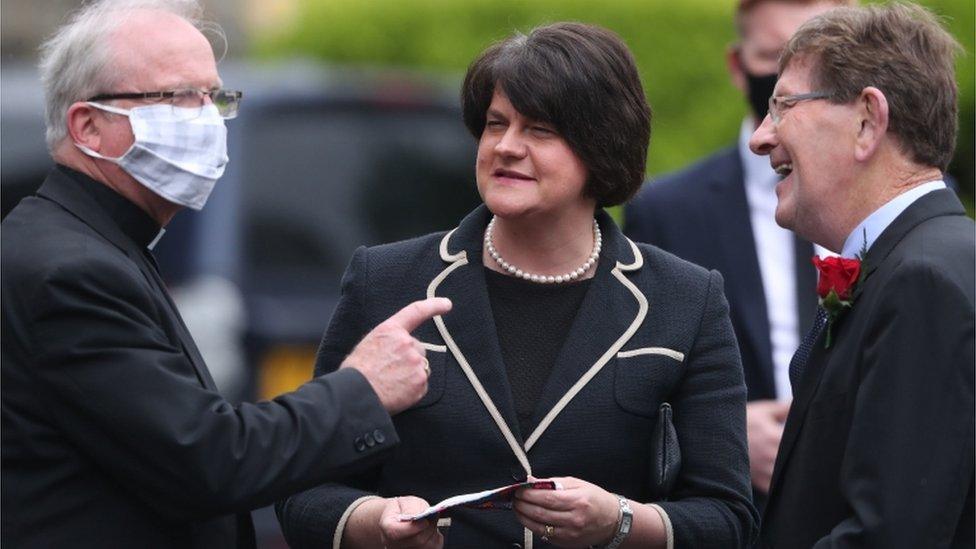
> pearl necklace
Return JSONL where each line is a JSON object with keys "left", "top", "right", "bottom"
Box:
{"left": 484, "top": 216, "right": 602, "bottom": 284}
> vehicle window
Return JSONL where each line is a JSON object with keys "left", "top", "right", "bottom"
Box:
{"left": 240, "top": 104, "right": 479, "bottom": 286}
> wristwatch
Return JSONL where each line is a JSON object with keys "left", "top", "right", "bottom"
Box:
{"left": 603, "top": 495, "right": 633, "bottom": 549}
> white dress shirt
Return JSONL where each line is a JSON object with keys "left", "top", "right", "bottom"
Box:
{"left": 840, "top": 180, "right": 947, "bottom": 258}
{"left": 739, "top": 119, "right": 799, "bottom": 401}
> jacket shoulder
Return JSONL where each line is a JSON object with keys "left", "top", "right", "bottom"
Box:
{"left": 883, "top": 214, "right": 975, "bottom": 301}
{"left": 340, "top": 231, "right": 450, "bottom": 307}
{"left": 629, "top": 146, "right": 739, "bottom": 210}
{"left": 2, "top": 196, "right": 134, "bottom": 288}
{"left": 362, "top": 231, "right": 448, "bottom": 271}
{"left": 631, "top": 240, "right": 715, "bottom": 294}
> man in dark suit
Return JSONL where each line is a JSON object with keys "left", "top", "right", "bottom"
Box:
{"left": 1, "top": 1, "right": 450, "bottom": 547}
{"left": 624, "top": 0, "right": 848, "bottom": 500}
{"left": 748, "top": 3, "right": 974, "bottom": 546}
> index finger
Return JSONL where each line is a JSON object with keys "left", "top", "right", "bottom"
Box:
{"left": 384, "top": 298, "right": 452, "bottom": 333}
{"left": 515, "top": 487, "right": 575, "bottom": 511}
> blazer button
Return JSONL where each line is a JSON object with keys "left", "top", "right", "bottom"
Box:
{"left": 364, "top": 432, "right": 376, "bottom": 447}
{"left": 373, "top": 429, "right": 386, "bottom": 444}
{"left": 354, "top": 436, "right": 366, "bottom": 452}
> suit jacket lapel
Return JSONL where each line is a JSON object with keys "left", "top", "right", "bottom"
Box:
{"left": 524, "top": 214, "right": 647, "bottom": 452}
{"left": 141, "top": 251, "right": 219, "bottom": 390}
{"left": 36, "top": 168, "right": 218, "bottom": 391}
{"left": 708, "top": 153, "right": 775, "bottom": 395}
{"left": 768, "top": 323, "right": 829, "bottom": 497}
{"left": 527, "top": 211, "right": 636, "bottom": 437}
{"left": 861, "top": 189, "right": 965, "bottom": 281}
{"left": 428, "top": 207, "right": 522, "bottom": 439}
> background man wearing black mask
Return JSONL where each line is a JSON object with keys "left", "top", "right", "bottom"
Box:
{"left": 624, "top": 0, "right": 850, "bottom": 507}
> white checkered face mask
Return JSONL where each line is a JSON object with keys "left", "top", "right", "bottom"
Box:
{"left": 75, "top": 102, "right": 229, "bottom": 210}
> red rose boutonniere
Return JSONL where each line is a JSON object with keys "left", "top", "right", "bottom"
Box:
{"left": 812, "top": 255, "right": 862, "bottom": 349}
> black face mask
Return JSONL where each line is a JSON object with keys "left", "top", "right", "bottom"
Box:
{"left": 745, "top": 70, "right": 778, "bottom": 121}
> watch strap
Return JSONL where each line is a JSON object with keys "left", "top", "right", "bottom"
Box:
{"left": 603, "top": 495, "right": 633, "bottom": 549}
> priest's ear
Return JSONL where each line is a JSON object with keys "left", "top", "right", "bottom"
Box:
{"left": 66, "top": 102, "right": 101, "bottom": 150}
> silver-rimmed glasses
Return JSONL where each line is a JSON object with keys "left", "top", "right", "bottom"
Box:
{"left": 87, "top": 88, "right": 243, "bottom": 120}
{"left": 768, "top": 91, "right": 832, "bottom": 124}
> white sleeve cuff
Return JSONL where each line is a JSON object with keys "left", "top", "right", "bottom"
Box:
{"left": 647, "top": 503, "right": 674, "bottom": 549}
{"left": 332, "top": 495, "right": 381, "bottom": 549}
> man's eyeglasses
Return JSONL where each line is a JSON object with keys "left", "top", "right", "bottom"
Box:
{"left": 768, "top": 91, "right": 832, "bottom": 124}
{"left": 87, "top": 88, "right": 243, "bottom": 120}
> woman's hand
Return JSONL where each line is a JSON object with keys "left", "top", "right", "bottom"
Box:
{"left": 378, "top": 496, "right": 444, "bottom": 549}
{"left": 514, "top": 477, "right": 620, "bottom": 548}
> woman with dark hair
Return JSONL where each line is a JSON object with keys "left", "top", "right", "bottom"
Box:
{"left": 277, "top": 22, "right": 757, "bottom": 549}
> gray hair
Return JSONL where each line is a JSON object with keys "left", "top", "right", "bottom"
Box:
{"left": 39, "top": 0, "right": 225, "bottom": 151}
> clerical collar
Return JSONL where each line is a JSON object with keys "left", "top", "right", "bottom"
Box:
{"left": 56, "top": 164, "right": 164, "bottom": 250}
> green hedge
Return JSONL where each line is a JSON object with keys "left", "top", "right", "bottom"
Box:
{"left": 253, "top": 0, "right": 974, "bottom": 207}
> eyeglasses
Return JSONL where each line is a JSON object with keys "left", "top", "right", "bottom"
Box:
{"left": 768, "top": 91, "right": 832, "bottom": 124}
{"left": 87, "top": 88, "right": 243, "bottom": 120}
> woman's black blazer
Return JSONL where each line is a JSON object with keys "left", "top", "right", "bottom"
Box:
{"left": 277, "top": 205, "right": 759, "bottom": 548}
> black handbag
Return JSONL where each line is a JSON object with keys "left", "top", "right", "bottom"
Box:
{"left": 650, "top": 402, "right": 681, "bottom": 500}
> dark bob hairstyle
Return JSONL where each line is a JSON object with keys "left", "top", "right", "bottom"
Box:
{"left": 461, "top": 22, "right": 652, "bottom": 208}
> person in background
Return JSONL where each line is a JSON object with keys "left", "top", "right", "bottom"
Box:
{"left": 277, "top": 22, "right": 757, "bottom": 549}
{"left": 623, "top": 0, "right": 851, "bottom": 504}
{"left": 749, "top": 3, "right": 973, "bottom": 546}
{"left": 1, "top": 1, "right": 450, "bottom": 546}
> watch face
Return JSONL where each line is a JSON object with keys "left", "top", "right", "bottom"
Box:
{"left": 620, "top": 499, "right": 633, "bottom": 534}
{"left": 606, "top": 496, "right": 633, "bottom": 548}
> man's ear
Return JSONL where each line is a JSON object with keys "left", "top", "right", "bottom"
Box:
{"left": 66, "top": 102, "right": 101, "bottom": 151}
{"left": 727, "top": 44, "right": 747, "bottom": 94}
{"left": 854, "top": 86, "right": 889, "bottom": 162}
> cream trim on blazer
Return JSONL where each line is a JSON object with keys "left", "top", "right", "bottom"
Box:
{"left": 524, "top": 238, "right": 647, "bottom": 451}
{"left": 426, "top": 231, "right": 651, "bottom": 549}
{"left": 617, "top": 347, "right": 685, "bottom": 362}
{"left": 419, "top": 342, "right": 448, "bottom": 353}
{"left": 332, "top": 495, "right": 380, "bottom": 549}
{"left": 648, "top": 503, "right": 675, "bottom": 549}
{"left": 427, "top": 241, "right": 534, "bottom": 476}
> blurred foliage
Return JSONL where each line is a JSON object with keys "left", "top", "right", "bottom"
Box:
{"left": 253, "top": 0, "right": 974, "bottom": 208}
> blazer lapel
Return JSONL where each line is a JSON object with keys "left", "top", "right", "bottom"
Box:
{"left": 432, "top": 245, "right": 521, "bottom": 436}
{"left": 426, "top": 207, "right": 529, "bottom": 472}
{"left": 524, "top": 213, "right": 647, "bottom": 451}
{"left": 860, "top": 189, "right": 965, "bottom": 282}
{"left": 707, "top": 155, "right": 775, "bottom": 394}
{"left": 768, "top": 323, "right": 829, "bottom": 496}
{"left": 526, "top": 254, "right": 630, "bottom": 434}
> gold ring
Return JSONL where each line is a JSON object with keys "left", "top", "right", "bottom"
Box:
{"left": 541, "top": 524, "right": 554, "bottom": 541}
{"left": 422, "top": 357, "right": 431, "bottom": 377}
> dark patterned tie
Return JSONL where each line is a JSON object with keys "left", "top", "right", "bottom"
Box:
{"left": 789, "top": 307, "right": 829, "bottom": 396}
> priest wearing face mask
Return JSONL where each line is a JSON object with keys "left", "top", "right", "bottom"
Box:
{"left": 624, "top": 0, "right": 851, "bottom": 506}
{"left": 0, "top": 1, "right": 453, "bottom": 547}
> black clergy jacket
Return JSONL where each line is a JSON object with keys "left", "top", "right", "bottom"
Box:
{"left": 277, "top": 205, "right": 759, "bottom": 548}
{"left": 1, "top": 166, "right": 398, "bottom": 548}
